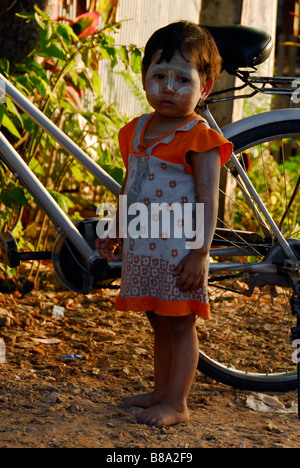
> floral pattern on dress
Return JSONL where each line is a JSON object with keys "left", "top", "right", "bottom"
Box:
{"left": 116, "top": 115, "right": 210, "bottom": 313}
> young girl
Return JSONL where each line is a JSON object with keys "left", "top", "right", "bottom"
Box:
{"left": 96, "top": 21, "right": 233, "bottom": 427}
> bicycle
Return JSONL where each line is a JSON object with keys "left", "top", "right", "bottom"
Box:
{"left": 0, "top": 24, "right": 299, "bottom": 397}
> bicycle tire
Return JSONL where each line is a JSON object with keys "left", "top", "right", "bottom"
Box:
{"left": 197, "top": 111, "right": 300, "bottom": 392}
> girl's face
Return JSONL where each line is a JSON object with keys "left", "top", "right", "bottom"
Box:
{"left": 143, "top": 50, "right": 212, "bottom": 120}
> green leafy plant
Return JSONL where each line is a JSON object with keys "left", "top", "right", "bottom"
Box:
{"left": 0, "top": 6, "right": 143, "bottom": 285}
{"left": 235, "top": 144, "right": 300, "bottom": 238}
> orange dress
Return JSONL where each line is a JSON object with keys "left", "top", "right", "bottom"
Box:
{"left": 114, "top": 113, "right": 233, "bottom": 318}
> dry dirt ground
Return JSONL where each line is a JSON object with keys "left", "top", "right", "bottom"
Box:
{"left": 1, "top": 284, "right": 300, "bottom": 449}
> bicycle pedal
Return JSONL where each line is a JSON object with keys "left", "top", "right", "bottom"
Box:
{"left": 0, "top": 232, "right": 20, "bottom": 268}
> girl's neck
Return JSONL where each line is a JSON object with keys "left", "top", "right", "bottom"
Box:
{"left": 144, "top": 112, "right": 197, "bottom": 143}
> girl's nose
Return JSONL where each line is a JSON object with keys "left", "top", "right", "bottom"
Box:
{"left": 164, "top": 71, "right": 176, "bottom": 93}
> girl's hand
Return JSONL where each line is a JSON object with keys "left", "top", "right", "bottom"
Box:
{"left": 95, "top": 237, "right": 119, "bottom": 262}
{"left": 95, "top": 171, "right": 127, "bottom": 263}
{"left": 174, "top": 251, "right": 208, "bottom": 292}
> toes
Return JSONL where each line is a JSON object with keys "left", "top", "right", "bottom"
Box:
{"left": 136, "top": 409, "right": 155, "bottom": 426}
{"left": 136, "top": 409, "right": 161, "bottom": 427}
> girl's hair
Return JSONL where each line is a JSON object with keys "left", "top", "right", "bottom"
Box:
{"left": 142, "top": 21, "right": 222, "bottom": 83}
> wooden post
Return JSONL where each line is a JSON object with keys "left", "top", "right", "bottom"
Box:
{"left": 199, "top": 0, "right": 244, "bottom": 128}
{"left": 199, "top": 0, "right": 278, "bottom": 227}
{"left": 199, "top": 0, "right": 244, "bottom": 227}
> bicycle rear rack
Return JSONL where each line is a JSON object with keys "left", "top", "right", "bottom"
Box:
{"left": 207, "top": 73, "right": 299, "bottom": 104}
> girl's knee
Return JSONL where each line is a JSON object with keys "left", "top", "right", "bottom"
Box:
{"left": 146, "top": 311, "right": 167, "bottom": 330}
{"left": 168, "top": 314, "right": 196, "bottom": 337}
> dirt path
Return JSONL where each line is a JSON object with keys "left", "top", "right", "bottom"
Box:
{"left": 0, "top": 287, "right": 300, "bottom": 448}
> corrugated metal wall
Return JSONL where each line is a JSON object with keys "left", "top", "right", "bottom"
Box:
{"left": 116, "top": 0, "right": 202, "bottom": 48}
{"left": 57, "top": 0, "right": 202, "bottom": 116}
{"left": 100, "top": 0, "right": 203, "bottom": 116}
{"left": 58, "top": 0, "right": 78, "bottom": 19}
{"left": 58, "top": 0, "right": 93, "bottom": 19}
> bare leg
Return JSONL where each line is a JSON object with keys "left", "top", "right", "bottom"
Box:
{"left": 136, "top": 314, "right": 199, "bottom": 427}
{"left": 120, "top": 311, "right": 172, "bottom": 409}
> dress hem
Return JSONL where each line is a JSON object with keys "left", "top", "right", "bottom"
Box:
{"left": 115, "top": 296, "right": 210, "bottom": 319}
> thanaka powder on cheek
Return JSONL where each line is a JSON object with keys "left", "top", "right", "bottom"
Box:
{"left": 146, "top": 81, "right": 160, "bottom": 100}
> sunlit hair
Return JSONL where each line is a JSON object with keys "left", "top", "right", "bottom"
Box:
{"left": 142, "top": 21, "right": 222, "bottom": 83}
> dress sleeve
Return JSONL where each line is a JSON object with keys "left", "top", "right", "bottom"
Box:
{"left": 118, "top": 118, "right": 139, "bottom": 171}
{"left": 118, "top": 125, "right": 130, "bottom": 170}
{"left": 183, "top": 124, "right": 233, "bottom": 173}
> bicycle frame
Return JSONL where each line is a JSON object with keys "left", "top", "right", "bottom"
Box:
{"left": 0, "top": 73, "right": 121, "bottom": 275}
{"left": 0, "top": 72, "right": 298, "bottom": 283}
{"left": 199, "top": 105, "right": 298, "bottom": 265}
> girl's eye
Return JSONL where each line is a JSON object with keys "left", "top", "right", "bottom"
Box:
{"left": 155, "top": 74, "right": 164, "bottom": 80}
{"left": 179, "top": 77, "right": 189, "bottom": 83}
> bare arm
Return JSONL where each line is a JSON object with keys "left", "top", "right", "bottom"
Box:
{"left": 96, "top": 172, "right": 128, "bottom": 261}
{"left": 190, "top": 148, "right": 221, "bottom": 256}
{"left": 175, "top": 148, "right": 221, "bottom": 291}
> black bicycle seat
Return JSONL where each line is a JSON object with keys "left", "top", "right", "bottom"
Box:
{"left": 203, "top": 25, "right": 273, "bottom": 72}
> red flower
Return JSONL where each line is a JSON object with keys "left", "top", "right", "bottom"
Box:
{"left": 71, "top": 12, "right": 101, "bottom": 38}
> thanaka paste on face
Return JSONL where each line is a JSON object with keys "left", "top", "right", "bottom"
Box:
{"left": 165, "top": 70, "right": 175, "bottom": 92}
{"left": 144, "top": 50, "right": 202, "bottom": 109}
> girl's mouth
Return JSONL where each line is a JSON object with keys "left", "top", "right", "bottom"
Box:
{"left": 160, "top": 100, "right": 174, "bottom": 106}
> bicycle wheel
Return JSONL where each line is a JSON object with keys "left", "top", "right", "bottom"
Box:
{"left": 197, "top": 110, "right": 300, "bottom": 391}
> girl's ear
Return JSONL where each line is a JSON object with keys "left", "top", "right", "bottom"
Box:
{"left": 200, "top": 79, "right": 214, "bottom": 101}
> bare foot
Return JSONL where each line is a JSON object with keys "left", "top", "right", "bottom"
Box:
{"left": 120, "top": 392, "right": 163, "bottom": 409}
{"left": 136, "top": 401, "right": 189, "bottom": 427}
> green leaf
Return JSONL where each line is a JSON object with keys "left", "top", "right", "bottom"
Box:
{"left": 0, "top": 187, "right": 28, "bottom": 208}
{"left": 1, "top": 114, "right": 21, "bottom": 139}
{"left": 57, "top": 24, "right": 78, "bottom": 45}
{"left": 28, "top": 76, "right": 49, "bottom": 98}
{"left": 21, "top": 114, "right": 38, "bottom": 133}
{"left": 99, "top": 46, "right": 111, "bottom": 60}
{"left": 22, "top": 58, "right": 48, "bottom": 81}
{"left": 118, "top": 46, "right": 129, "bottom": 66}
{"left": 48, "top": 190, "right": 74, "bottom": 214}
{"left": 130, "top": 49, "right": 142, "bottom": 73}
{"left": 0, "top": 104, "right": 5, "bottom": 126}
{"left": 34, "top": 5, "right": 51, "bottom": 21}
{"left": 71, "top": 164, "right": 86, "bottom": 182}
{"left": 15, "top": 12, "right": 35, "bottom": 22}
{"left": 92, "top": 70, "right": 102, "bottom": 97}
{"left": 5, "top": 97, "right": 23, "bottom": 127}
{"left": 34, "top": 11, "right": 46, "bottom": 30}
{"left": 29, "top": 158, "right": 45, "bottom": 177}
{"left": 41, "top": 43, "right": 66, "bottom": 61}
{"left": 0, "top": 58, "right": 10, "bottom": 74}
{"left": 101, "top": 165, "right": 124, "bottom": 184}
